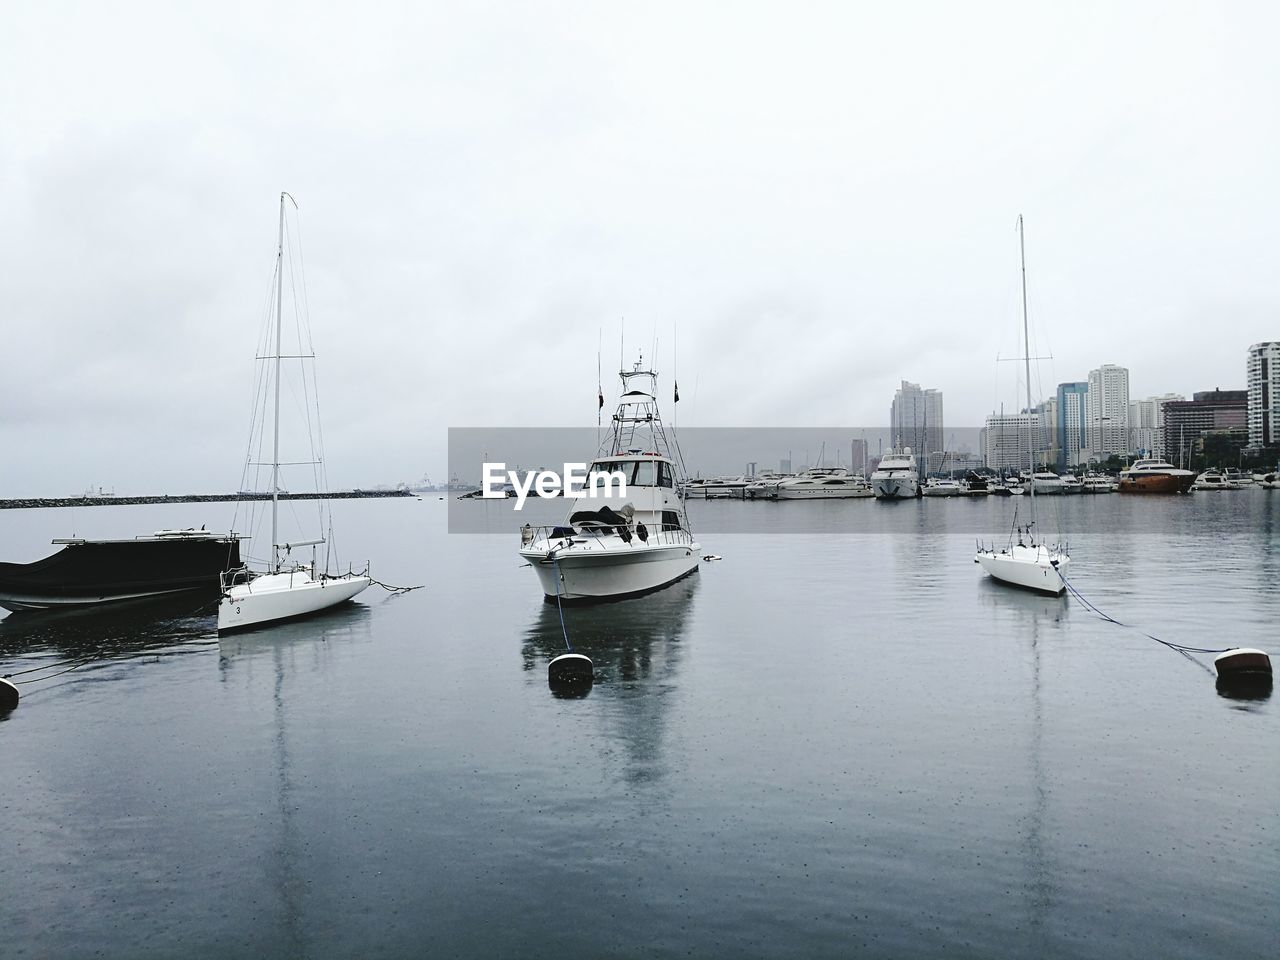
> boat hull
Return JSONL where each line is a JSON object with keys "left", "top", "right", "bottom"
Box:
{"left": 0, "top": 537, "right": 241, "bottom": 613}
{"left": 218, "top": 571, "right": 371, "bottom": 632}
{"left": 1118, "top": 472, "right": 1195, "bottom": 494}
{"left": 522, "top": 541, "right": 701, "bottom": 602}
{"left": 872, "top": 477, "right": 919, "bottom": 500}
{"left": 776, "top": 487, "right": 873, "bottom": 499}
{"left": 976, "top": 546, "right": 1068, "bottom": 595}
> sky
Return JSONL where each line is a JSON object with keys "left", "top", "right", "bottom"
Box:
{"left": 3, "top": 1, "right": 1278, "bottom": 495}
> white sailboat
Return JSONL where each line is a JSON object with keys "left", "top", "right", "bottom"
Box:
{"left": 518, "top": 358, "right": 700, "bottom": 602}
{"left": 976, "top": 217, "right": 1069, "bottom": 595}
{"left": 218, "top": 193, "right": 371, "bottom": 633}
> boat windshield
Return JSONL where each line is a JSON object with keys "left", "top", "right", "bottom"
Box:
{"left": 589, "top": 459, "right": 674, "bottom": 488}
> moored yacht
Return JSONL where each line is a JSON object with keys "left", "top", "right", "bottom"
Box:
{"left": 1192, "top": 470, "right": 1241, "bottom": 491}
{"left": 744, "top": 472, "right": 790, "bottom": 499}
{"left": 871, "top": 449, "right": 919, "bottom": 500}
{"left": 1059, "top": 474, "right": 1082, "bottom": 494}
{"left": 1081, "top": 474, "right": 1117, "bottom": 493}
{"left": 1117, "top": 458, "right": 1196, "bottom": 494}
{"left": 775, "top": 467, "right": 873, "bottom": 499}
{"left": 921, "top": 477, "right": 965, "bottom": 497}
{"left": 518, "top": 359, "right": 700, "bottom": 602}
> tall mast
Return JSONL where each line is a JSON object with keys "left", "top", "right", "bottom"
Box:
{"left": 1019, "top": 214, "right": 1037, "bottom": 526}
{"left": 271, "top": 192, "right": 285, "bottom": 570}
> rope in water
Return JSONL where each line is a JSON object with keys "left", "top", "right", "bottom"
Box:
{"left": 366, "top": 576, "right": 425, "bottom": 595}
{"left": 1055, "top": 569, "right": 1235, "bottom": 656}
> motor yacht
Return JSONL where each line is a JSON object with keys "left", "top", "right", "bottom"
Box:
{"left": 744, "top": 472, "right": 790, "bottom": 499}
{"left": 1117, "top": 458, "right": 1196, "bottom": 494}
{"left": 1059, "top": 474, "right": 1082, "bottom": 494}
{"left": 871, "top": 449, "right": 919, "bottom": 500}
{"left": 921, "top": 477, "right": 965, "bottom": 497}
{"left": 1081, "top": 474, "right": 1117, "bottom": 493}
{"left": 775, "top": 467, "right": 873, "bottom": 499}
{"left": 1192, "top": 470, "right": 1241, "bottom": 491}
{"left": 518, "top": 359, "right": 700, "bottom": 602}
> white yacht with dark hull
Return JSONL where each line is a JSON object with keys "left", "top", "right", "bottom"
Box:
{"left": 871, "top": 449, "right": 919, "bottom": 500}
{"left": 519, "top": 361, "right": 700, "bottom": 603}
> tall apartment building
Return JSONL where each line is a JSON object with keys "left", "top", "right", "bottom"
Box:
{"left": 1085, "top": 364, "right": 1130, "bottom": 459}
{"left": 982, "top": 412, "right": 1047, "bottom": 472}
{"left": 889, "top": 381, "right": 943, "bottom": 456}
{"left": 1246, "top": 341, "right": 1280, "bottom": 449}
{"left": 1161, "top": 389, "right": 1248, "bottom": 465}
{"left": 1057, "top": 382, "right": 1089, "bottom": 468}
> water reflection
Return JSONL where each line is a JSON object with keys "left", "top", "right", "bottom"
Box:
{"left": 214, "top": 602, "right": 372, "bottom": 957}
{"left": 216, "top": 601, "right": 373, "bottom": 663}
{"left": 980, "top": 585, "right": 1067, "bottom": 945}
{"left": 522, "top": 576, "right": 700, "bottom": 782}
{"left": 521, "top": 576, "right": 698, "bottom": 683}
{"left": 0, "top": 592, "right": 217, "bottom": 660}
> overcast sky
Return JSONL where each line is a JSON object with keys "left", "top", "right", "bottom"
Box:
{"left": 3, "top": 1, "right": 1278, "bottom": 495}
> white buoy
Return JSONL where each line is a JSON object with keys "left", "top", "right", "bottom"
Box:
{"left": 1214, "top": 648, "right": 1272, "bottom": 682}
{"left": 548, "top": 652, "right": 593, "bottom": 688}
{"left": 0, "top": 676, "right": 18, "bottom": 712}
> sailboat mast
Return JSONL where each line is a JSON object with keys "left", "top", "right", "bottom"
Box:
{"left": 1019, "top": 214, "right": 1037, "bottom": 524}
{"left": 271, "top": 192, "right": 285, "bottom": 570}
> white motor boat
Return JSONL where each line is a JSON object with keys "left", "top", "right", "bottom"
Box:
{"left": 921, "top": 477, "right": 965, "bottom": 497}
{"left": 976, "top": 217, "right": 1069, "bottom": 595}
{"left": 518, "top": 359, "right": 700, "bottom": 602}
{"left": 1192, "top": 470, "right": 1241, "bottom": 491}
{"left": 775, "top": 467, "right": 873, "bottom": 499}
{"left": 1258, "top": 471, "right": 1280, "bottom": 489}
{"left": 1081, "top": 474, "right": 1117, "bottom": 493}
{"left": 218, "top": 193, "right": 370, "bottom": 633}
{"left": 744, "top": 472, "right": 790, "bottom": 499}
{"left": 871, "top": 449, "right": 919, "bottom": 500}
{"left": 682, "top": 475, "right": 747, "bottom": 499}
{"left": 1059, "top": 474, "right": 1082, "bottom": 494}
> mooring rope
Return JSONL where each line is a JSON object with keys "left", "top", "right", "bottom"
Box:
{"left": 551, "top": 554, "right": 572, "bottom": 651}
{"left": 365, "top": 576, "right": 425, "bottom": 596}
{"left": 1055, "top": 569, "right": 1236, "bottom": 656}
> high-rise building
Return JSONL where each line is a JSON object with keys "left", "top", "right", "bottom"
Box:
{"left": 1057, "top": 382, "right": 1089, "bottom": 467}
{"left": 889, "top": 381, "right": 943, "bottom": 456}
{"left": 983, "top": 412, "right": 1047, "bottom": 472}
{"left": 1085, "top": 364, "right": 1130, "bottom": 459}
{"left": 1246, "top": 341, "right": 1280, "bottom": 449}
{"left": 849, "top": 438, "right": 869, "bottom": 475}
{"left": 1161, "top": 389, "right": 1248, "bottom": 466}
{"left": 1128, "top": 393, "right": 1183, "bottom": 459}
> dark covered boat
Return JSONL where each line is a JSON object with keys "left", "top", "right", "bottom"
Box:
{"left": 0, "top": 530, "right": 241, "bottom": 612}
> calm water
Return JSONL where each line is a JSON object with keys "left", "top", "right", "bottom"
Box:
{"left": 1, "top": 495, "right": 1276, "bottom": 959}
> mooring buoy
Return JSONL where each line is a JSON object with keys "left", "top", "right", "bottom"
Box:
{"left": 1213, "top": 648, "right": 1272, "bottom": 684}
{"left": 1, "top": 676, "right": 19, "bottom": 712}
{"left": 548, "top": 652, "right": 594, "bottom": 688}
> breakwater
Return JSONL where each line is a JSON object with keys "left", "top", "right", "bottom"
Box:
{"left": 0, "top": 490, "right": 415, "bottom": 510}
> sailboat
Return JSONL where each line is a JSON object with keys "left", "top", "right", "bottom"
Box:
{"left": 217, "top": 193, "right": 371, "bottom": 633}
{"left": 975, "top": 217, "right": 1069, "bottom": 595}
{"left": 518, "top": 357, "right": 701, "bottom": 602}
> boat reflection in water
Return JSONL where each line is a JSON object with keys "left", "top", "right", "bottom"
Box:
{"left": 0, "top": 590, "right": 219, "bottom": 664}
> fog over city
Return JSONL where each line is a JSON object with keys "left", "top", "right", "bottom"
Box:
{"left": 3, "top": 1, "right": 1278, "bottom": 496}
